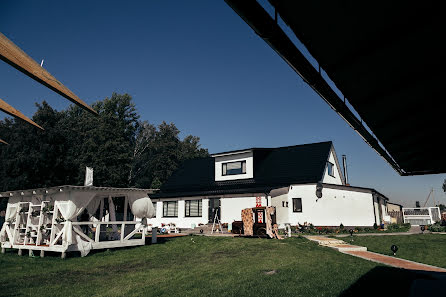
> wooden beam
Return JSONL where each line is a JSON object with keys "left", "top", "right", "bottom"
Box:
{"left": 0, "top": 33, "right": 97, "bottom": 115}
{"left": 0, "top": 98, "right": 43, "bottom": 130}
{"left": 0, "top": 138, "right": 8, "bottom": 145}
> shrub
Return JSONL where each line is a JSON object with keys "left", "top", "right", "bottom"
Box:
{"left": 386, "top": 223, "right": 400, "bottom": 231}
{"left": 373, "top": 223, "right": 378, "bottom": 229}
{"left": 428, "top": 222, "right": 446, "bottom": 232}
{"left": 339, "top": 223, "right": 344, "bottom": 230}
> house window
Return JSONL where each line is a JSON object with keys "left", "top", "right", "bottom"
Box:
{"left": 185, "top": 200, "right": 202, "bottom": 217}
{"left": 327, "top": 162, "right": 334, "bottom": 177}
{"left": 292, "top": 198, "right": 302, "bottom": 213}
{"left": 222, "top": 161, "right": 246, "bottom": 176}
{"left": 163, "top": 201, "right": 178, "bottom": 217}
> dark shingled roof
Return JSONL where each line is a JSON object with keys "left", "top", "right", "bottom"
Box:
{"left": 152, "top": 141, "right": 333, "bottom": 198}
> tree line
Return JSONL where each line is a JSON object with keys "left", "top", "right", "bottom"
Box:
{"left": 0, "top": 93, "right": 208, "bottom": 198}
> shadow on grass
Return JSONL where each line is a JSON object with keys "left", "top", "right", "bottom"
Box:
{"left": 0, "top": 235, "right": 176, "bottom": 259}
{"left": 339, "top": 266, "right": 443, "bottom": 297}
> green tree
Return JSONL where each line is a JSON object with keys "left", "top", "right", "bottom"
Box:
{"left": 130, "top": 121, "right": 209, "bottom": 188}
{"left": 0, "top": 102, "right": 70, "bottom": 191}
{"left": 0, "top": 92, "right": 208, "bottom": 203}
{"left": 62, "top": 93, "right": 139, "bottom": 187}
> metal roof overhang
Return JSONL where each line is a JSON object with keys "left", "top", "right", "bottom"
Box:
{"left": 225, "top": 0, "right": 445, "bottom": 176}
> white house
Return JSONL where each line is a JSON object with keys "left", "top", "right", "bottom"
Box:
{"left": 148, "top": 141, "right": 390, "bottom": 230}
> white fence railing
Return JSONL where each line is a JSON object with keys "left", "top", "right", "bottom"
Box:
{"left": 402, "top": 207, "right": 441, "bottom": 226}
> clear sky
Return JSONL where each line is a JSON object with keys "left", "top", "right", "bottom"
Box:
{"left": 1, "top": 1, "right": 445, "bottom": 206}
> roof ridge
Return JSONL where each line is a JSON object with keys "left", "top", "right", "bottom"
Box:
{"left": 211, "top": 141, "right": 333, "bottom": 156}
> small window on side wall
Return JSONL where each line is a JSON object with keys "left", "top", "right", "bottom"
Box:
{"left": 292, "top": 198, "right": 302, "bottom": 213}
{"left": 327, "top": 162, "right": 335, "bottom": 177}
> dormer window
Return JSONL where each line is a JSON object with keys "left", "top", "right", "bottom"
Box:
{"left": 222, "top": 160, "right": 246, "bottom": 176}
{"left": 327, "top": 162, "right": 334, "bottom": 177}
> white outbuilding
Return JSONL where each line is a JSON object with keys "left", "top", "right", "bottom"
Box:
{"left": 0, "top": 186, "right": 155, "bottom": 257}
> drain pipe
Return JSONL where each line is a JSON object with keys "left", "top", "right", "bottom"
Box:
{"left": 342, "top": 155, "right": 349, "bottom": 186}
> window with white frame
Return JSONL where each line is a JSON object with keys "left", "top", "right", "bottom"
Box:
{"left": 163, "top": 201, "right": 178, "bottom": 217}
{"left": 222, "top": 160, "right": 246, "bottom": 176}
{"left": 185, "top": 200, "right": 202, "bottom": 217}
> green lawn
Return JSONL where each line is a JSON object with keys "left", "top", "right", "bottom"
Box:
{"left": 0, "top": 236, "right": 432, "bottom": 297}
{"left": 349, "top": 234, "right": 446, "bottom": 268}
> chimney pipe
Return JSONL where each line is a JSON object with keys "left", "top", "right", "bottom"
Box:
{"left": 342, "top": 155, "right": 349, "bottom": 186}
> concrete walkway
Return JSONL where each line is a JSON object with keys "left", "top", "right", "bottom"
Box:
{"left": 305, "top": 235, "right": 446, "bottom": 272}
{"left": 344, "top": 250, "right": 446, "bottom": 272}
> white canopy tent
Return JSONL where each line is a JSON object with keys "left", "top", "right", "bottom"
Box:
{"left": 0, "top": 185, "right": 155, "bottom": 257}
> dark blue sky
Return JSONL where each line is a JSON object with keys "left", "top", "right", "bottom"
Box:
{"left": 1, "top": 1, "right": 444, "bottom": 206}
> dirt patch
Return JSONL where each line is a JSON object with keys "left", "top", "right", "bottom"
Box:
{"left": 263, "top": 270, "right": 278, "bottom": 275}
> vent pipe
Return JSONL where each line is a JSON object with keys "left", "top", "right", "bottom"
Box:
{"left": 342, "top": 155, "right": 349, "bottom": 186}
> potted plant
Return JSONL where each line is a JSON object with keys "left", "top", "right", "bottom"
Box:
{"left": 42, "top": 205, "right": 54, "bottom": 214}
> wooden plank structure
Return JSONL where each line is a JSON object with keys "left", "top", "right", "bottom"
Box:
{"left": 0, "top": 32, "right": 97, "bottom": 144}
{"left": 0, "top": 98, "right": 43, "bottom": 130}
{"left": 0, "top": 33, "right": 97, "bottom": 115}
{"left": 0, "top": 186, "right": 155, "bottom": 258}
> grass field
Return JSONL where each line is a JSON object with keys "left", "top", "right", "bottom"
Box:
{"left": 0, "top": 236, "right": 433, "bottom": 297}
{"left": 350, "top": 234, "right": 446, "bottom": 268}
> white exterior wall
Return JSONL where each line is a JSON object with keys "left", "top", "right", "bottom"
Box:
{"left": 146, "top": 195, "right": 269, "bottom": 228}
{"left": 147, "top": 198, "right": 209, "bottom": 229}
{"left": 322, "top": 150, "right": 343, "bottom": 185}
{"left": 220, "top": 196, "right": 267, "bottom": 223}
{"left": 373, "top": 199, "right": 380, "bottom": 225}
{"left": 214, "top": 152, "right": 253, "bottom": 181}
{"left": 285, "top": 184, "right": 376, "bottom": 227}
{"left": 271, "top": 193, "right": 289, "bottom": 226}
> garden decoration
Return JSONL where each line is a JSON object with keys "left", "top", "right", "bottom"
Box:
{"left": 391, "top": 244, "right": 398, "bottom": 256}
{"left": 420, "top": 225, "right": 425, "bottom": 233}
{"left": 349, "top": 229, "right": 354, "bottom": 241}
{"left": 200, "top": 229, "right": 204, "bottom": 234}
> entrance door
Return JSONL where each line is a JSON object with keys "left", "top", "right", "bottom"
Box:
{"left": 208, "top": 198, "right": 221, "bottom": 223}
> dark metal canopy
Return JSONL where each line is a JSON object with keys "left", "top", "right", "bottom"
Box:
{"left": 225, "top": 0, "right": 445, "bottom": 176}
